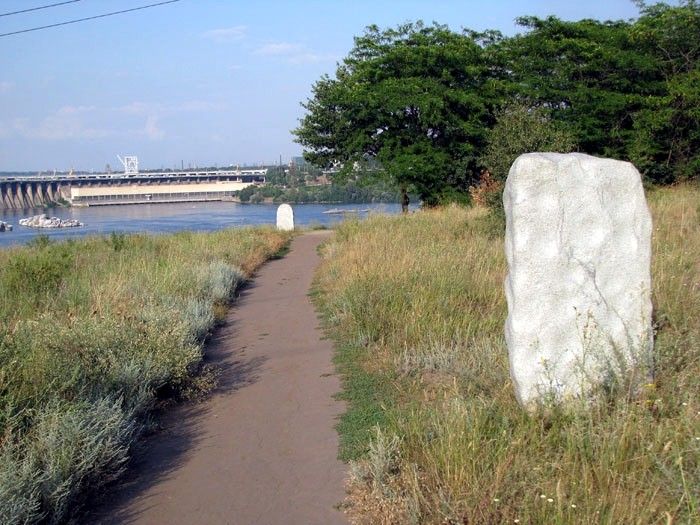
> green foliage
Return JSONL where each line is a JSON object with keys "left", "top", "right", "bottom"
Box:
{"left": 476, "top": 103, "right": 575, "bottom": 233}
{"left": 495, "top": 1, "right": 700, "bottom": 183}
{"left": 237, "top": 180, "right": 401, "bottom": 204}
{"left": 0, "top": 228, "right": 289, "bottom": 522}
{"left": 496, "top": 16, "right": 657, "bottom": 160}
{"left": 629, "top": 0, "right": 700, "bottom": 182}
{"left": 108, "top": 231, "right": 127, "bottom": 252}
{"left": 1, "top": 242, "right": 74, "bottom": 312}
{"left": 295, "top": 22, "right": 496, "bottom": 205}
{"left": 480, "top": 103, "right": 578, "bottom": 182}
{"left": 296, "top": 3, "right": 700, "bottom": 194}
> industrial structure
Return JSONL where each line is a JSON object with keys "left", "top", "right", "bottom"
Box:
{"left": 0, "top": 156, "right": 267, "bottom": 209}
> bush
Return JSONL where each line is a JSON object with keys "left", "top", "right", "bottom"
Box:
{"left": 0, "top": 227, "right": 290, "bottom": 522}
{"left": 480, "top": 102, "right": 578, "bottom": 183}
{"left": 1, "top": 243, "right": 74, "bottom": 312}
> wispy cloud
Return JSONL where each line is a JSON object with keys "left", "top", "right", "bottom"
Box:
{"left": 2, "top": 99, "right": 225, "bottom": 142}
{"left": 141, "top": 115, "right": 164, "bottom": 140}
{"left": 202, "top": 25, "right": 247, "bottom": 43}
{"left": 9, "top": 106, "right": 112, "bottom": 140}
{"left": 254, "top": 41, "right": 337, "bottom": 65}
{"left": 115, "top": 100, "right": 224, "bottom": 115}
{"left": 0, "top": 81, "right": 13, "bottom": 93}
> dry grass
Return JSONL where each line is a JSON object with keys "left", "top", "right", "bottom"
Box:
{"left": 0, "top": 226, "right": 290, "bottom": 523}
{"left": 315, "top": 185, "right": 700, "bottom": 524}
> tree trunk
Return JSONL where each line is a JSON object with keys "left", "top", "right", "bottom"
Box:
{"left": 401, "top": 187, "right": 409, "bottom": 214}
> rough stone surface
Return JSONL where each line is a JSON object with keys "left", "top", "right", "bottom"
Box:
{"left": 276, "top": 203, "right": 294, "bottom": 231}
{"left": 504, "top": 153, "right": 653, "bottom": 407}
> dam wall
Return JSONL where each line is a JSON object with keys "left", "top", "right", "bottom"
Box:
{"left": 0, "top": 169, "right": 265, "bottom": 209}
{"left": 0, "top": 180, "right": 70, "bottom": 209}
{"left": 70, "top": 181, "right": 254, "bottom": 206}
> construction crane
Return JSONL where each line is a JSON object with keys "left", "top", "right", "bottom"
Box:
{"left": 117, "top": 155, "right": 139, "bottom": 176}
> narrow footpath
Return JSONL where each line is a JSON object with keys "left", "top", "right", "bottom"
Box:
{"left": 93, "top": 231, "right": 346, "bottom": 525}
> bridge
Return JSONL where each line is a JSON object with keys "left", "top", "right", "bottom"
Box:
{"left": 0, "top": 168, "right": 267, "bottom": 209}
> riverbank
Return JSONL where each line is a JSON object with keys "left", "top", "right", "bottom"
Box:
{"left": 313, "top": 185, "right": 699, "bottom": 524}
{"left": 0, "top": 227, "right": 291, "bottom": 523}
{"left": 0, "top": 201, "right": 403, "bottom": 248}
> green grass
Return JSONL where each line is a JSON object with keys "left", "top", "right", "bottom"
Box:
{"left": 0, "top": 226, "right": 290, "bottom": 524}
{"left": 314, "top": 186, "right": 700, "bottom": 524}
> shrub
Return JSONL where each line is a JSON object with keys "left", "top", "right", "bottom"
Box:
{"left": 0, "top": 227, "right": 290, "bottom": 522}
{"left": 480, "top": 102, "right": 578, "bottom": 183}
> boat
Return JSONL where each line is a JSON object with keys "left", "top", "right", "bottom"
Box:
{"left": 322, "top": 208, "right": 359, "bottom": 214}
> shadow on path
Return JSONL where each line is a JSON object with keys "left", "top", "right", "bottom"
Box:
{"left": 83, "top": 309, "right": 266, "bottom": 525}
{"left": 83, "top": 231, "right": 346, "bottom": 525}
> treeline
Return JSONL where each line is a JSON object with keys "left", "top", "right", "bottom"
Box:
{"left": 236, "top": 181, "right": 401, "bottom": 204}
{"left": 296, "top": 1, "right": 700, "bottom": 204}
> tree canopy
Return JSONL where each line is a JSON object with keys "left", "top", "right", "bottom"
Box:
{"left": 294, "top": 22, "right": 497, "bottom": 205}
{"left": 295, "top": 2, "right": 700, "bottom": 205}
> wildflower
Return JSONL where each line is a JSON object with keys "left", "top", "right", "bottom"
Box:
{"left": 514, "top": 520, "right": 520, "bottom": 523}
{"left": 682, "top": 402, "right": 688, "bottom": 406}
{"left": 493, "top": 498, "right": 500, "bottom": 503}
{"left": 547, "top": 498, "right": 554, "bottom": 503}
{"left": 571, "top": 504, "right": 577, "bottom": 508}
{"left": 540, "top": 494, "right": 547, "bottom": 499}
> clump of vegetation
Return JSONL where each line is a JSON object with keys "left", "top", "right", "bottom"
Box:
{"left": 314, "top": 185, "right": 700, "bottom": 524}
{"left": 297, "top": 2, "right": 699, "bottom": 206}
{"left": 236, "top": 179, "right": 400, "bottom": 204}
{"left": 0, "top": 227, "right": 290, "bottom": 523}
{"left": 479, "top": 103, "right": 578, "bottom": 184}
{"left": 473, "top": 102, "right": 578, "bottom": 234}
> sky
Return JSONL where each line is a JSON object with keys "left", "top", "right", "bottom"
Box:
{"left": 0, "top": 0, "right": 649, "bottom": 172}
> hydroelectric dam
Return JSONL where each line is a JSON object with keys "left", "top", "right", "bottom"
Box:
{"left": 0, "top": 165, "right": 267, "bottom": 210}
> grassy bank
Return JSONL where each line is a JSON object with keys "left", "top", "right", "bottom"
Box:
{"left": 314, "top": 185, "right": 699, "bottom": 524}
{"left": 0, "top": 227, "right": 290, "bottom": 524}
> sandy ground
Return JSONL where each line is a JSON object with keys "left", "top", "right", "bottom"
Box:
{"left": 89, "top": 231, "right": 347, "bottom": 525}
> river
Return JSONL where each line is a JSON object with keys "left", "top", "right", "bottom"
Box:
{"left": 0, "top": 201, "right": 404, "bottom": 248}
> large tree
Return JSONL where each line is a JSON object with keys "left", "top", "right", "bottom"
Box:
{"left": 493, "top": 2, "right": 700, "bottom": 183}
{"left": 494, "top": 16, "right": 661, "bottom": 160}
{"left": 629, "top": 0, "right": 700, "bottom": 182}
{"left": 294, "top": 22, "right": 497, "bottom": 206}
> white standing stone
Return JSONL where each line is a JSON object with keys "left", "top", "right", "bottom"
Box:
{"left": 504, "top": 153, "right": 653, "bottom": 407}
{"left": 276, "top": 203, "right": 294, "bottom": 231}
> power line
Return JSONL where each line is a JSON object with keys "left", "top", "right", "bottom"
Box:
{"left": 0, "top": 0, "right": 83, "bottom": 18}
{"left": 0, "top": 1, "right": 82, "bottom": 18}
{"left": 0, "top": 0, "right": 181, "bottom": 37}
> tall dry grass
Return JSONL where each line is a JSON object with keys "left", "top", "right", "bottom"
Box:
{"left": 0, "top": 227, "right": 290, "bottom": 524}
{"left": 315, "top": 185, "right": 699, "bottom": 524}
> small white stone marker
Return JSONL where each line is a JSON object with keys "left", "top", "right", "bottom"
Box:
{"left": 276, "top": 203, "right": 294, "bottom": 231}
{"left": 504, "top": 153, "right": 653, "bottom": 407}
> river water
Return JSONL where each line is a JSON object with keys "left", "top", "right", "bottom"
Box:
{"left": 0, "top": 202, "right": 403, "bottom": 248}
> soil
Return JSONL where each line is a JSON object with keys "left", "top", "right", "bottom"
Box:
{"left": 88, "top": 231, "right": 347, "bottom": 525}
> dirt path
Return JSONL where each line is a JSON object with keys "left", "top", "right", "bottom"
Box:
{"left": 91, "top": 231, "right": 346, "bottom": 525}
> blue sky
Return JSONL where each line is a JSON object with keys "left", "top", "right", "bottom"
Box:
{"left": 1, "top": 0, "right": 646, "bottom": 172}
